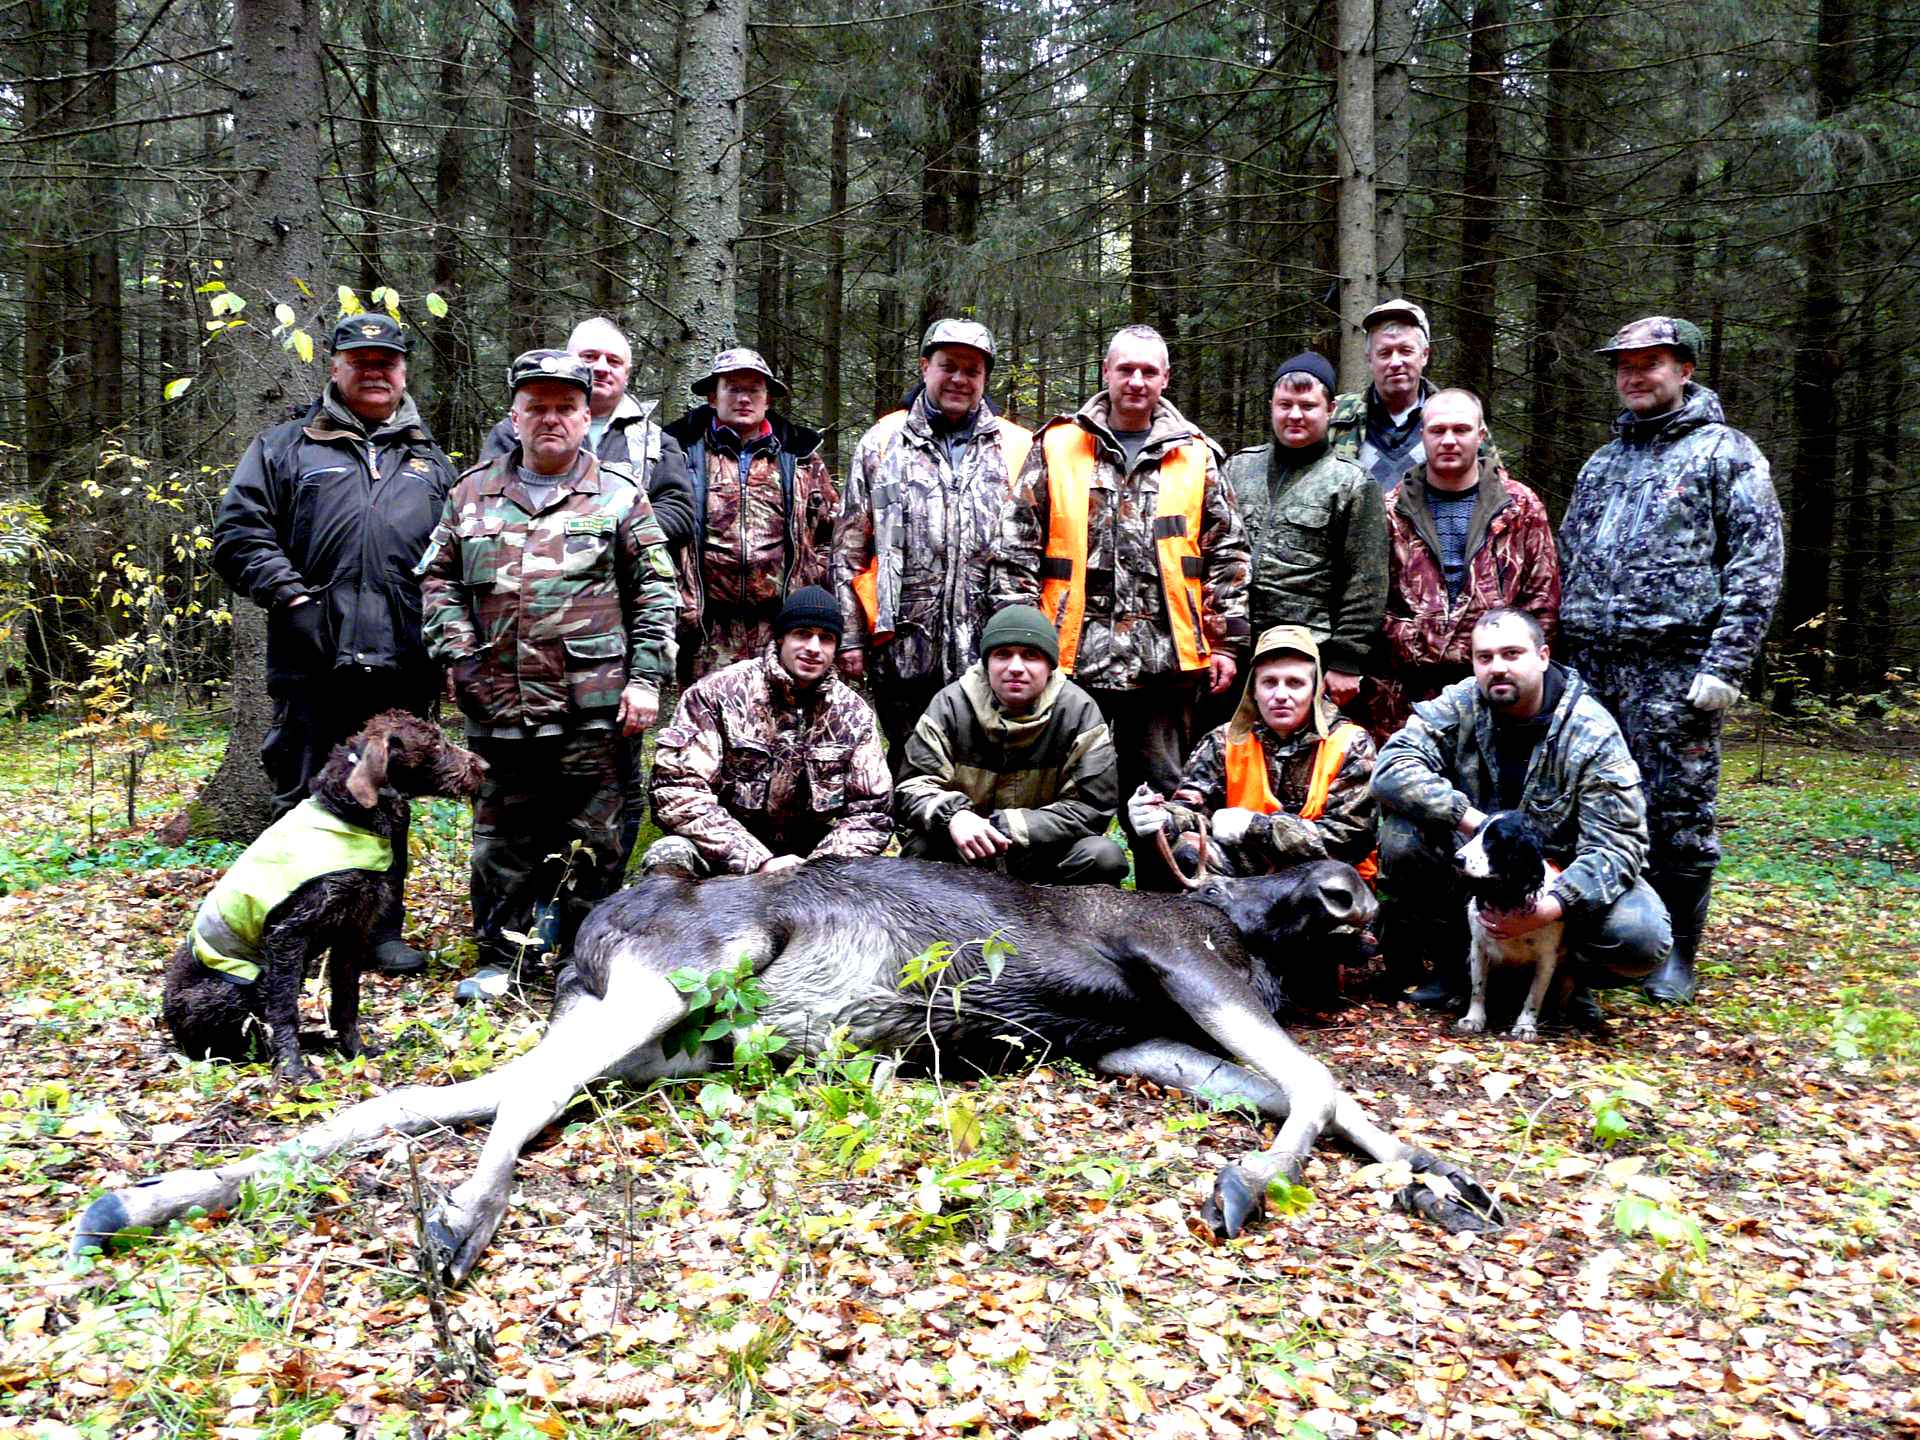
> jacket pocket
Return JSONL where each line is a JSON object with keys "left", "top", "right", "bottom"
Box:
{"left": 459, "top": 517, "right": 506, "bottom": 586}
{"left": 563, "top": 632, "right": 628, "bottom": 712}
{"left": 723, "top": 739, "right": 775, "bottom": 813}
{"left": 806, "top": 744, "right": 851, "bottom": 814}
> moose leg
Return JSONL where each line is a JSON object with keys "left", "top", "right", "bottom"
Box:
{"left": 425, "top": 963, "right": 689, "bottom": 1285}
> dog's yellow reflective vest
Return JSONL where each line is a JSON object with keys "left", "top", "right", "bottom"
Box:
{"left": 1036, "top": 423, "right": 1211, "bottom": 672}
{"left": 849, "top": 409, "right": 1034, "bottom": 644}
{"left": 192, "top": 800, "right": 393, "bottom": 984}
{"left": 1224, "top": 721, "right": 1379, "bottom": 880}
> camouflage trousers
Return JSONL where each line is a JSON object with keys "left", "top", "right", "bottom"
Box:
{"left": 679, "top": 608, "right": 778, "bottom": 685}
{"left": 1566, "top": 642, "right": 1724, "bottom": 876}
{"left": 469, "top": 728, "right": 625, "bottom": 965}
{"left": 1376, "top": 813, "right": 1672, "bottom": 985}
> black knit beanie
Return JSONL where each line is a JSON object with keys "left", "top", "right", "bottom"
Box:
{"left": 774, "top": 585, "right": 844, "bottom": 642}
{"left": 979, "top": 605, "right": 1060, "bottom": 666}
{"left": 1273, "top": 351, "right": 1338, "bottom": 398}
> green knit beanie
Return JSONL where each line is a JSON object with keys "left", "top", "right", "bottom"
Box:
{"left": 980, "top": 605, "right": 1060, "bottom": 666}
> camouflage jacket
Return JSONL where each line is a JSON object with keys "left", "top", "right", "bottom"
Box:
{"left": 895, "top": 664, "right": 1117, "bottom": 851}
{"left": 1221, "top": 442, "right": 1387, "bottom": 676}
{"left": 663, "top": 406, "right": 836, "bottom": 628}
{"left": 988, "top": 393, "right": 1251, "bottom": 690}
{"left": 834, "top": 392, "right": 1030, "bottom": 685}
{"left": 1383, "top": 466, "right": 1560, "bottom": 682}
{"left": 1372, "top": 666, "right": 1648, "bottom": 916}
{"left": 1329, "top": 380, "right": 1507, "bottom": 491}
{"left": 1168, "top": 719, "right": 1377, "bottom": 869}
{"left": 1558, "top": 384, "right": 1783, "bottom": 684}
{"left": 649, "top": 650, "right": 893, "bottom": 873}
{"left": 418, "top": 449, "right": 678, "bottom": 733}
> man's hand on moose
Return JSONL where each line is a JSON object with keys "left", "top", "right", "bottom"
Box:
{"left": 760, "top": 854, "right": 804, "bottom": 873}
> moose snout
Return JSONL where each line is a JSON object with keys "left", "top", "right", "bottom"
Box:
{"left": 1319, "top": 870, "right": 1377, "bottom": 931}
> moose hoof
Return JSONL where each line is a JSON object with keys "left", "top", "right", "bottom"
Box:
{"left": 1394, "top": 1153, "right": 1507, "bottom": 1234}
{"left": 425, "top": 1191, "right": 507, "bottom": 1287}
{"left": 70, "top": 1191, "right": 134, "bottom": 1257}
{"left": 1200, "top": 1165, "right": 1265, "bottom": 1239}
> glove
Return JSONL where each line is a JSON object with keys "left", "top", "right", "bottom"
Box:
{"left": 1210, "top": 807, "right": 1259, "bottom": 844}
{"left": 1126, "top": 783, "right": 1170, "bottom": 837}
{"left": 1687, "top": 672, "right": 1740, "bottom": 713}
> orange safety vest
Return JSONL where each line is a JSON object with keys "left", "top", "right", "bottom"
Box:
{"left": 850, "top": 411, "right": 1033, "bottom": 643}
{"left": 1224, "top": 721, "right": 1380, "bottom": 880}
{"left": 1036, "top": 423, "right": 1210, "bottom": 673}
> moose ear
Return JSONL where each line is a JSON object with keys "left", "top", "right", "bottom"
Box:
{"left": 346, "top": 733, "right": 392, "bottom": 807}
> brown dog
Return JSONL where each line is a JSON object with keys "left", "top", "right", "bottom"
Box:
{"left": 162, "top": 711, "right": 484, "bottom": 1082}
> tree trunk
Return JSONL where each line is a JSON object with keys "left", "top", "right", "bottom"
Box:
{"left": 177, "top": 0, "right": 328, "bottom": 842}
{"left": 1780, "top": 0, "right": 1856, "bottom": 692}
{"left": 919, "top": 0, "right": 983, "bottom": 331}
{"left": 84, "top": 0, "right": 124, "bottom": 428}
{"left": 590, "top": 7, "right": 628, "bottom": 315}
{"left": 356, "top": 0, "right": 383, "bottom": 293}
{"left": 429, "top": 32, "right": 472, "bottom": 449}
{"left": 1522, "top": 0, "right": 1587, "bottom": 513}
{"left": 1374, "top": 0, "right": 1412, "bottom": 287}
{"left": 505, "top": 0, "right": 541, "bottom": 354}
{"left": 1453, "top": 0, "right": 1503, "bottom": 402}
{"left": 1127, "top": 43, "right": 1151, "bottom": 324}
{"left": 822, "top": 91, "right": 849, "bottom": 472}
{"left": 660, "top": 0, "right": 747, "bottom": 405}
{"left": 1334, "top": 0, "right": 1376, "bottom": 390}
{"left": 753, "top": 65, "right": 789, "bottom": 375}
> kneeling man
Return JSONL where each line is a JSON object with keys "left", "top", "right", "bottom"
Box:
{"left": 1371, "top": 608, "right": 1671, "bottom": 1013}
{"left": 646, "top": 587, "right": 892, "bottom": 876}
{"left": 895, "top": 606, "right": 1127, "bottom": 885}
{"left": 1130, "top": 626, "right": 1377, "bottom": 878}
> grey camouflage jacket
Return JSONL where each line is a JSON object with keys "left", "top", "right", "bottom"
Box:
{"left": 988, "top": 393, "right": 1251, "bottom": 690}
{"left": 1558, "top": 383, "right": 1783, "bottom": 684}
{"left": 834, "top": 392, "right": 1030, "bottom": 685}
{"left": 1221, "top": 443, "right": 1388, "bottom": 676}
{"left": 1372, "top": 667, "right": 1649, "bottom": 916}
{"left": 649, "top": 650, "right": 893, "bottom": 873}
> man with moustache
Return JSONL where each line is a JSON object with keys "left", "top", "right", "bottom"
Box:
{"left": 1370, "top": 609, "right": 1671, "bottom": 1018}
{"left": 990, "top": 323, "right": 1251, "bottom": 890}
{"left": 420, "top": 351, "right": 678, "bottom": 984}
{"left": 837, "top": 319, "right": 1034, "bottom": 772}
{"left": 644, "top": 586, "right": 892, "bottom": 878}
{"left": 213, "top": 312, "right": 457, "bottom": 975}
{"left": 1558, "top": 316, "right": 1783, "bottom": 1003}
{"left": 894, "top": 605, "right": 1125, "bottom": 885}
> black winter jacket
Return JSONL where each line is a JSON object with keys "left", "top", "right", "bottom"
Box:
{"left": 479, "top": 401, "right": 695, "bottom": 549}
{"left": 213, "top": 389, "right": 455, "bottom": 697}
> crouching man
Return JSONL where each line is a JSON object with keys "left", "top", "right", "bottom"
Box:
{"left": 645, "top": 586, "right": 893, "bottom": 876}
{"left": 1129, "top": 625, "right": 1377, "bottom": 879}
{"left": 894, "top": 605, "right": 1127, "bottom": 885}
{"left": 1371, "top": 608, "right": 1671, "bottom": 1019}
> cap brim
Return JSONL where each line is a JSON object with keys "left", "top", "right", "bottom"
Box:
{"left": 692, "top": 372, "right": 790, "bottom": 399}
{"left": 333, "top": 339, "right": 409, "bottom": 354}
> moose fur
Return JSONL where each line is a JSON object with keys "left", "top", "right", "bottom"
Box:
{"left": 83, "top": 850, "right": 1504, "bottom": 1283}
{"left": 1454, "top": 810, "right": 1567, "bottom": 1041}
{"left": 161, "top": 711, "right": 485, "bottom": 1082}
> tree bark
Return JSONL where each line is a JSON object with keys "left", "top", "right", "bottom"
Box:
{"left": 590, "top": 6, "right": 628, "bottom": 315}
{"left": 919, "top": 0, "right": 983, "bottom": 331}
{"left": 822, "top": 90, "right": 849, "bottom": 472}
{"left": 84, "top": 0, "right": 124, "bottom": 428}
{"left": 429, "top": 31, "right": 472, "bottom": 449}
{"left": 660, "top": 0, "right": 747, "bottom": 405}
{"left": 1127, "top": 41, "right": 1151, "bottom": 324}
{"left": 356, "top": 0, "right": 382, "bottom": 294}
{"left": 1522, "top": 0, "right": 1587, "bottom": 513}
{"left": 178, "top": 0, "right": 328, "bottom": 842}
{"left": 1334, "top": 0, "right": 1376, "bottom": 390}
{"left": 505, "top": 0, "right": 541, "bottom": 354}
{"left": 1374, "top": 0, "right": 1412, "bottom": 287}
{"left": 1453, "top": 0, "right": 1503, "bottom": 402}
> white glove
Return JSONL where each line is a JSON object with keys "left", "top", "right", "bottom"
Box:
{"left": 1687, "top": 672, "right": 1740, "bottom": 713}
{"left": 1127, "top": 783, "right": 1170, "bottom": 837}
{"left": 1209, "top": 807, "right": 1260, "bottom": 844}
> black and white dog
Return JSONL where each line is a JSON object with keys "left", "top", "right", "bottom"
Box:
{"left": 1453, "top": 811, "right": 1566, "bottom": 1041}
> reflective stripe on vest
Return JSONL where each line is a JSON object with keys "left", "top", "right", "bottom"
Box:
{"left": 851, "top": 411, "right": 1033, "bottom": 642}
{"left": 1224, "top": 721, "right": 1379, "bottom": 880}
{"left": 1036, "top": 424, "right": 1209, "bottom": 672}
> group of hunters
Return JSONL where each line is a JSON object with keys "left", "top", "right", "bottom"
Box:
{"left": 210, "top": 296, "right": 1784, "bottom": 1022}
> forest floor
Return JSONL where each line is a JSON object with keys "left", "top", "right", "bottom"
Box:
{"left": 0, "top": 712, "right": 1915, "bottom": 1440}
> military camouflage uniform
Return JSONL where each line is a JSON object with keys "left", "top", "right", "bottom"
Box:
{"left": 1371, "top": 669, "right": 1670, "bottom": 985}
{"left": 662, "top": 405, "right": 837, "bottom": 682}
{"left": 835, "top": 391, "right": 1031, "bottom": 766}
{"left": 1165, "top": 719, "right": 1376, "bottom": 876}
{"left": 1558, "top": 382, "right": 1783, "bottom": 874}
{"left": 646, "top": 649, "right": 892, "bottom": 875}
{"left": 1329, "top": 380, "right": 1507, "bottom": 492}
{"left": 895, "top": 664, "right": 1126, "bottom": 885}
{"left": 1220, "top": 441, "right": 1387, "bottom": 677}
{"left": 419, "top": 448, "right": 678, "bottom": 962}
{"left": 989, "top": 393, "right": 1251, "bottom": 890}
{"left": 1373, "top": 465, "right": 1560, "bottom": 737}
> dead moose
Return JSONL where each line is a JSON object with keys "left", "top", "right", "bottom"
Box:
{"left": 75, "top": 845, "right": 1504, "bottom": 1283}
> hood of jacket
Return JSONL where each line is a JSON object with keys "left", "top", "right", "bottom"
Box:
{"left": 664, "top": 402, "right": 824, "bottom": 460}
{"left": 1071, "top": 391, "right": 1222, "bottom": 466}
{"left": 1228, "top": 623, "right": 1335, "bottom": 742}
{"left": 1610, "top": 380, "right": 1727, "bottom": 446}
{"left": 312, "top": 385, "right": 430, "bottom": 446}
{"left": 958, "top": 660, "right": 1066, "bottom": 748}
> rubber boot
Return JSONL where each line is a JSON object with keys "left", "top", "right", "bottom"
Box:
{"left": 1644, "top": 871, "right": 1712, "bottom": 1004}
{"left": 1406, "top": 943, "right": 1468, "bottom": 1010}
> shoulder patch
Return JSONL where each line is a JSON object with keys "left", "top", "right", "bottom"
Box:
{"left": 567, "top": 516, "right": 618, "bottom": 535}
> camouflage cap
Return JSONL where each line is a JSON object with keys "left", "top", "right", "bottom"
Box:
{"left": 920, "top": 317, "right": 995, "bottom": 367}
{"left": 1594, "top": 316, "right": 1703, "bottom": 361}
{"left": 1362, "top": 297, "right": 1430, "bottom": 341}
{"left": 330, "top": 312, "right": 410, "bottom": 354}
{"left": 690, "top": 346, "right": 790, "bottom": 399}
{"left": 508, "top": 348, "right": 593, "bottom": 397}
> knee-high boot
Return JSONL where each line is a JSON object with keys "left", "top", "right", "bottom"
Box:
{"left": 1644, "top": 870, "right": 1713, "bottom": 1004}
